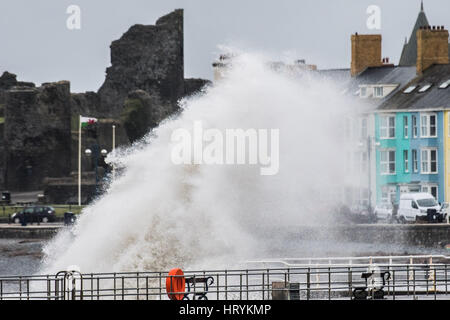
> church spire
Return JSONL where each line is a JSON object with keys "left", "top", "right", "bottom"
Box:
{"left": 398, "top": 2, "right": 429, "bottom": 66}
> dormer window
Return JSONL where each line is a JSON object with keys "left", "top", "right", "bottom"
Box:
{"left": 403, "top": 85, "right": 417, "bottom": 94}
{"left": 360, "top": 86, "right": 367, "bottom": 97}
{"left": 418, "top": 84, "right": 432, "bottom": 92}
{"left": 374, "top": 86, "right": 384, "bottom": 97}
{"left": 439, "top": 79, "right": 450, "bottom": 89}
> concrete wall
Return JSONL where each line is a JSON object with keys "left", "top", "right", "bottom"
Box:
{"left": 280, "top": 224, "right": 450, "bottom": 247}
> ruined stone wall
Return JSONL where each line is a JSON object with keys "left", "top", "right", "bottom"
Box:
{"left": 4, "top": 82, "right": 72, "bottom": 190}
{"left": 0, "top": 9, "right": 209, "bottom": 196}
{"left": 97, "top": 9, "right": 185, "bottom": 118}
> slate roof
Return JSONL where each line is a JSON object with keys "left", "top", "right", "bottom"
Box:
{"left": 312, "top": 65, "right": 417, "bottom": 107}
{"left": 377, "top": 64, "right": 450, "bottom": 111}
{"left": 353, "top": 66, "right": 417, "bottom": 100}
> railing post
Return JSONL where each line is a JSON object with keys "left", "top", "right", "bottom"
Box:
{"left": 71, "top": 275, "right": 76, "bottom": 300}
{"left": 392, "top": 270, "right": 395, "bottom": 300}
{"left": 347, "top": 267, "right": 352, "bottom": 299}
{"left": 239, "top": 274, "right": 242, "bottom": 300}
{"left": 225, "top": 270, "right": 228, "bottom": 301}
{"left": 46, "top": 276, "right": 50, "bottom": 300}
{"left": 114, "top": 273, "right": 116, "bottom": 300}
{"left": 328, "top": 267, "right": 331, "bottom": 300}
{"left": 246, "top": 270, "right": 249, "bottom": 300}
{"left": 406, "top": 265, "right": 410, "bottom": 296}
{"left": 306, "top": 267, "right": 311, "bottom": 300}
{"left": 446, "top": 264, "right": 448, "bottom": 295}
{"left": 217, "top": 273, "right": 220, "bottom": 300}
{"left": 262, "top": 272, "right": 265, "bottom": 300}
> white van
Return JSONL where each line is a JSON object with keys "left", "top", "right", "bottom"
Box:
{"left": 398, "top": 193, "right": 441, "bottom": 223}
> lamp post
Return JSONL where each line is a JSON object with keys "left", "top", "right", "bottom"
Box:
{"left": 85, "top": 147, "right": 108, "bottom": 196}
{"left": 112, "top": 125, "right": 116, "bottom": 180}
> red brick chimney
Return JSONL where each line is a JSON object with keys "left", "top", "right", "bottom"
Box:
{"left": 351, "top": 34, "right": 383, "bottom": 77}
{"left": 416, "top": 25, "right": 449, "bottom": 74}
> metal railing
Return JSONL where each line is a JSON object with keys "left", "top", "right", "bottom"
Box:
{"left": 246, "top": 254, "right": 450, "bottom": 268}
{"left": 0, "top": 263, "right": 449, "bottom": 300}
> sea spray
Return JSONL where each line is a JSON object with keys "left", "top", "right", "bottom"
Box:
{"left": 41, "top": 51, "right": 364, "bottom": 274}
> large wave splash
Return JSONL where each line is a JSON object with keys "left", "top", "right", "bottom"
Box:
{"left": 40, "top": 52, "right": 360, "bottom": 274}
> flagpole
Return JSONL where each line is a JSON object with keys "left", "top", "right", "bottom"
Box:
{"left": 112, "top": 125, "right": 116, "bottom": 180}
{"left": 78, "top": 115, "right": 82, "bottom": 206}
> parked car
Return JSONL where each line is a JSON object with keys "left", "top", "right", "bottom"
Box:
{"left": 398, "top": 193, "right": 443, "bottom": 223}
{"left": 440, "top": 202, "right": 450, "bottom": 223}
{"left": 1, "top": 191, "right": 11, "bottom": 204}
{"left": 374, "top": 203, "right": 393, "bottom": 222}
{"left": 11, "top": 206, "right": 56, "bottom": 224}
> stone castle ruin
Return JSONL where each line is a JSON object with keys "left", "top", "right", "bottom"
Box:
{"left": 0, "top": 9, "right": 210, "bottom": 201}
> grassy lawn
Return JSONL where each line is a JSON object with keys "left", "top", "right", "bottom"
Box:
{"left": 0, "top": 205, "right": 85, "bottom": 219}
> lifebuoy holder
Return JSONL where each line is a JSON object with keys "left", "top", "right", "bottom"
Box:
{"left": 166, "top": 268, "right": 186, "bottom": 300}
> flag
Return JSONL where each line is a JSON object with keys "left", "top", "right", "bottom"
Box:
{"left": 80, "top": 116, "right": 98, "bottom": 128}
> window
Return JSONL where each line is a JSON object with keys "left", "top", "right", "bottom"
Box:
{"left": 412, "top": 149, "right": 418, "bottom": 172}
{"left": 420, "top": 114, "right": 437, "bottom": 137}
{"left": 379, "top": 115, "right": 395, "bottom": 139}
{"left": 439, "top": 79, "right": 450, "bottom": 89}
{"left": 360, "top": 87, "right": 367, "bottom": 97}
{"left": 403, "top": 85, "right": 417, "bottom": 94}
{"left": 381, "top": 186, "right": 396, "bottom": 204}
{"left": 403, "top": 150, "right": 409, "bottom": 173}
{"left": 380, "top": 150, "right": 396, "bottom": 174}
{"left": 418, "top": 84, "right": 432, "bottom": 93}
{"left": 412, "top": 115, "right": 418, "bottom": 138}
{"left": 403, "top": 116, "right": 408, "bottom": 138}
{"left": 421, "top": 149, "right": 437, "bottom": 174}
{"left": 374, "top": 86, "right": 384, "bottom": 97}
{"left": 361, "top": 118, "right": 368, "bottom": 139}
{"left": 345, "top": 117, "right": 351, "bottom": 139}
{"left": 360, "top": 151, "right": 368, "bottom": 173}
{"left": 448, "top": 113, "right": 450, "bottom": 137}
{"left": 422, "top": 185, "right": 438, "bottom": 199}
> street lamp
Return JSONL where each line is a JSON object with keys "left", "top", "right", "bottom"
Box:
{"left": 85, "top": 147, "right": 108, "bottom": 195}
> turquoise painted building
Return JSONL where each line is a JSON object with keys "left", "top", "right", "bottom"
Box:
{"left": 375, "top": 111, "right": 445, "bottom": 204}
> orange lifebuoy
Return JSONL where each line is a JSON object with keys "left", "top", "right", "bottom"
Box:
{"left": 166, "top": 268, "right": 186, "bottom": 300}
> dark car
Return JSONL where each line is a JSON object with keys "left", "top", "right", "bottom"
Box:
{"left": 11, "top": 206, "right": 56, "bottom": 224}
{"left": 1, "top": 191, "right": 11, "bottom": 204}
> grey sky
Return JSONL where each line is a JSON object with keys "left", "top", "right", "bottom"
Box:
{"left": 0, "top": 0, "right": 449, "bottom": 92}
